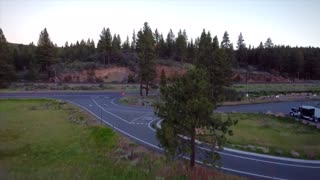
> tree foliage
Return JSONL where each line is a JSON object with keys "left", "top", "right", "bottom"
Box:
{"left": 136, "top": 22, "right": 156, "bottom": 96}
{"left": 2, "top": 24, "right": 320, "bottom": 84}
{"left": 196, "top": 29, "right": 232, "bottom": 101}
{"left": 0, "top": 28, "right": 15, "bottom": 87}
{"left": 36, "top": 28, "right": 55, "bottom": 79}
{"left": 155, "top": 67, "right": 236, "bottom": 168}
{"left": 175, "top": 29, "right": 187, "bottom": 62}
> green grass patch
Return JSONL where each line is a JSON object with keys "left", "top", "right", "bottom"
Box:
{"left": 0, "top": 83, "right": 141, "bottom": 92}
{"left": 0, "top": 99, "right": 241, "bottom": 179}
{"left": 225, "top": 113, "right": 320, "bottom": 159}
{"left": 232, "top": 83, "right": 320, "bottom": 96}
{"left": 0, "top": 99, "right": 151, "bottom": 179}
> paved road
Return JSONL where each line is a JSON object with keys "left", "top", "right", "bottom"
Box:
{"left": 1, "top": 92, "right": 320, "bottom": 180}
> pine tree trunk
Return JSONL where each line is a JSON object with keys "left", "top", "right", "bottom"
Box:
{"left": 104, "top": 53, "right": 106, "bottom": 65}
{"left": 108, "top": 52, "right": 110, "bottom": 65}
{"left": 140, "top": 81, "right": 143, "bottom": 96}
{"left": 190, "top": 130, "right": 196, "bottom": 168}
{"left": 146, "top": 81, "right": 149, "bottom": 96}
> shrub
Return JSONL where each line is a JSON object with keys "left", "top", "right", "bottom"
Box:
{"left": 96, "top": 77, "right": 104, "bottom": 83}
{"left": 127, "top": 74, "right": 135, "bottom": 83}
{"left": 223, "top": 88, "right": 244, "bottom": 101}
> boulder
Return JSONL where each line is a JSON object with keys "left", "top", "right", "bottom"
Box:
{"left": 291, "top": 150, "right": 300, "bottom": 158}
{"left": 248, "top": 145, "right": 256, "bottom": 151}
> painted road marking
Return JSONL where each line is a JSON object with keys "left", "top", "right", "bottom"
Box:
{"left": 130, "top": 113, "right": 153, "bottom": 123}
{"left": 66, "top": 100, "right": 289, "bottom": 180}
{"left": 92, "top": 97, "right": 132, "bottom": 124}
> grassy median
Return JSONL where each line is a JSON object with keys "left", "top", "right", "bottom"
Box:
{"left": 0, "top": 99, "right": 242, "bottom": 179}
{"left": 225, "top": 113, "right": 320, "bottom": 159}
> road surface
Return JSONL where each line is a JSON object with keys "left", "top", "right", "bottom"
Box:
{"left": 1, "top": 92, "right": 320, "bottom": 180}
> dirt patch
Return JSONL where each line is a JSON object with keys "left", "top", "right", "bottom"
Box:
{"left": 58, "top": 66, "right": 134, "bottom": 83}
{"left": 57, "top": 64, "right": 189, "bottom": 83}
{"left": 233, "top": 69, "right": 290, "bottom": 83}
{"left": 155, "top": 64, "right": 187, "bottom": 82}
{"left": 56, "top": 63, "right": 292, "bottom": 84}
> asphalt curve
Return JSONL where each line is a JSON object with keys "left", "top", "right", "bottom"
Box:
{"left": 1, "top": 92, "right": 320, "bottom": 180}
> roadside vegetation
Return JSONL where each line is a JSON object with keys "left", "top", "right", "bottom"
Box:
{"left": 199, "top": 113, "right": 320, "bottom": 159}
{"left": 0, "top": 99, "right": 243, "bottom": 179}
{"left": 0, "top": 83, "right": 141, "bottom": 92}
{"left": 233, "top": 83, "right": 320, "bottom": 97}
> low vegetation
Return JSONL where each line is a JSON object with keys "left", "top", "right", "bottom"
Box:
{"left": 0, "top": 83, "right": 140, "bottom": 92}
{"left": 233, "top": 83, "right": 320, "bottom": 97}
{"left": 0, "top": 99, "right": 242, "bottom": 179}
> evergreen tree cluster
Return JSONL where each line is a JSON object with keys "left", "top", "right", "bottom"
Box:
{"left": 1, "top": 24, "right": 320, "bottom": 86}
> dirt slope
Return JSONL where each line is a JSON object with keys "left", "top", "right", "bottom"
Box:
{"left": 56, "top": 65, "right": 290, "bottom": 83}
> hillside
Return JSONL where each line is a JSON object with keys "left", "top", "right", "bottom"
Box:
{"left": 53, "top": 62, "right": 290, "bottom": 84}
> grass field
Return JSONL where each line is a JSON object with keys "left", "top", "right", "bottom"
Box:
{"left": 232, "top": 83, "right": 320, "bottom": 96}
{"left": 0, "top": 83, "right": 141, "bottom": 92}
{"left": 224, "top": 113, "right": 320, "bottom": 159}
{"left": 0, "top": 99, "right": 241, "bottom": 179}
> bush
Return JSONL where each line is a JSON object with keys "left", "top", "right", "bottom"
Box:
{"left": 223, "top": 88, "right": 244, "bottom": 101}
{"left": 127, "top": 74, "right": 135, "bottom": 83}
{"left": 96, "top": 77, "right": 104, "bottom": 83}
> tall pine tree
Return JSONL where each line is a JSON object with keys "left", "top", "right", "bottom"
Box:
{"left": 155, "top": 67, "right": 236, "bottom": 168}
{"left": 136, "top": 22, "right": 156, "bottom": 96}
{"left": 175, "top": 29, "right": 187, "bottom": 62}
{"left": 97, "top": 27, "right": 112, "bottom": 64}
{"left": 36, "top": 28, "right": 55, "bottom": 79}
{"left": 0, "top": 28, "right": 15, "bottom": 87}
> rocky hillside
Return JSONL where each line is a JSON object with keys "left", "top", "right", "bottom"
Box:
{"left": 56, "top": 64, "right": 189, "bottom": 83}
{"left": 55, "top": 63, "right": 290, "bottom": 84}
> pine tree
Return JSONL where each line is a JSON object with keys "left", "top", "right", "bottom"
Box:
{"left": 112, "top": 34, "right": 121, "bottom": 52}
{"left": 212, "top": 35, "right": 219, "bottom": 50}
{"left": 221, "top": 31, "right": 236, "bottom": 67}
{"left": 36, "top": 28, "right": 55, "bottom": 79}
{"left": 154, "top": 29, "right": 160, "bottom": 45}
{"left": 154, "top": 29, "right": 160, "bottom": 57}
{"left": 166, "top": 29, "right": 175, "bottom": 58}
{"left": 197, "top": 30, "right": 232, "bottom": 101}
{"left": 197, "top": 29, "right": 212, "bottom": 66}
{"left": 236, "top": 32, "right": 247, "bottom": 66}
{"left": 187, "top": 38, "right": 196, "bottom": 64}
{"left": 158, "top": 34, "right": 166, "bottom": 58}
{"left": 97, "top": 27, "right": 112, "bottom": 64}
{"left": 154, "top": 67, "right": 236, "bottom": 168}
{"left": 131, "top": 29, "right": 136, "bottom": 51}
{"left": 159, "top": 69, "right": 167, "bottom": 88}
{"left": 264, "top": 38, "right": 274, "bottom": 48}
{"left": 175, "top": 29, "right": 187, "bottom": 62}
{"left": 136, "top": 22, "right": 156, "bottom": 96}
{"left": 122, "top": 35, "right": 130, "bottom": 50}
{"left": 0, "top": 28, "right": 15, "bottom": 87}
{"left": 221, "top": 31, "right": 231, "bottom": 49}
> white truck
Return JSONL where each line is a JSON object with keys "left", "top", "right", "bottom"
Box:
{"left": 290, "top": 105, "right": 320, "bottom": 122}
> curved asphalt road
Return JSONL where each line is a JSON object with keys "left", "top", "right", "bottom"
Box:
{"left": 1, "top": 92, "right": 320, "bottom": 180}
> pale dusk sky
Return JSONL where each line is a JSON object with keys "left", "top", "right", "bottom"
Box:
{"left": 1, "top": 0, "right": 320, "bottom": 47}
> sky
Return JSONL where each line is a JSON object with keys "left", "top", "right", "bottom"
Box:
{"left": 1, "top": 0, "right": 320, "bottom": 48}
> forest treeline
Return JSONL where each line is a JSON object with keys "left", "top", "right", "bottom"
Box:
{"left": 0, "top": 23, "right": 320, "bottom": 87}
